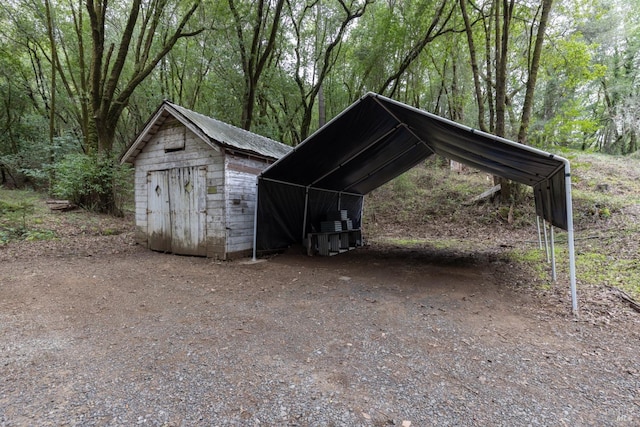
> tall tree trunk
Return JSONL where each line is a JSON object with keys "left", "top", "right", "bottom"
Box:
{"left": 318, "top": 84, "right": 326, "bottom": 128}
{"left": 228, "top": 0, "right": 285, "bottom": 131}
{"left": 494, "top": 0, "right": 515, "bottom": 201}
{"left": 86, "top": 0, "right": 202, "bottom": 155}
{"left": 290, "top": 0, "right": 372, "bottom": 140}
{"left": 44, "top": 0, "right": 57, "bottom": 186}
{"left": 460, "top": 0, "right": 488, "bottom": 132}
{"left": 495, "top": 0, "right": 513, "bottom": 138}
{"left": 517, "top": 0, "right": 554, "bottom": 144}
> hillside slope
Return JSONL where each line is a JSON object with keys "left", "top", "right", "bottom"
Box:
{"left": 363, "top": 152, "right": 640, "bottom": 305}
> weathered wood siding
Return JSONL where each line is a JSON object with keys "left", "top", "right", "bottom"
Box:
{"left": 168, "top": 166, "right": 208, "bottom": 256}
{"left": 224, "top": 154, "right": 271, "bottom": 256}
{"left": 133, "top": 116, "right": 273, "bottom": 258}
{"left": 133, "top": 117, "right": 226, "bottom": 257}
{"left": 146, "top": 169, "right": 171, "bottom": 252}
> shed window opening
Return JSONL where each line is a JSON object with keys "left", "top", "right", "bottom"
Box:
{"left": 165, "top": 146, "right": 185, "bottom": 153}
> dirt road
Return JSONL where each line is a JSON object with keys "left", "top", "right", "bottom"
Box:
{"left": 1, "top": 234, "right": 639, "bottom": 426}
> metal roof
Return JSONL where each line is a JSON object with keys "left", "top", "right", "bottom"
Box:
{"left": 121, "top": 101, "right": 292, "bottom": 163}
{"left": 260, "top": 92, "right": 570, "bottom": 230}
{"left": 255, "top": 92, "right": 578, "bottom": 313}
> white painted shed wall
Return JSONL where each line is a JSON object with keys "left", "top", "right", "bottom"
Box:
{"left": 132, "top": 117, "right": 271, "bottom": 259}
{"left": 224, "top": 154, "right": 269, "bottom": 255}
{"left": 133, "top": 119, "right": 225, "bottom": 256}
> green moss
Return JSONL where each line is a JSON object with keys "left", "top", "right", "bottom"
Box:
{"left": 571, "top": 161, "right": 593, "bottom": 170}
{"left": 507, "top": 248, "right": 549, "bottom": 282}
{"left": 385, "top": 237, "right": 426, "bottom": 246}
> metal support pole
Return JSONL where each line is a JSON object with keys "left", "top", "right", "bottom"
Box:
{"left": 301, "top": 187, "right": 310, "bottom": 241}
{"left": 563, "top": 165, "right": 578, "bottom": 314}
{"left": 252, "top": 178, "right": 260, "bottom": 261}
{"left": 536, "top": 216, "right": 543, "bottom": 249}
{"left": 543, "top": 219, "right": 550, "bottom": 262}
{"left": 360, "top": 195, "right": 365, "bottom": 244}
{"left": 550, "top": 225, "right": 557, "bottom": 282}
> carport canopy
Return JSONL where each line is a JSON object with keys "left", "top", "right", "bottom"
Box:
{"left": 254, "top": 92, "right": 577, "bottom": 313}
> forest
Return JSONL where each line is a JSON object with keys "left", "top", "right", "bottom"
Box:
{"left": 0, "top": 0, "right": 638, "bottom": 213}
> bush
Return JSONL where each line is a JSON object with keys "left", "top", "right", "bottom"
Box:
{"left": 51, "top": 153, "right": 131, "bottom": 215}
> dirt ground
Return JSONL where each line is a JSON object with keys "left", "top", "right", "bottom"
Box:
{"left": 1, "top": 219, "right": 640, "bottom": 425}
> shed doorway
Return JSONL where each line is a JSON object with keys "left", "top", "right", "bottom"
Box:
{"left": 147, "top": 166, "right": 207, "bottom": 256}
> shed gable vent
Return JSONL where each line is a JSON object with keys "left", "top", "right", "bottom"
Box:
{"left": 163, "top": 121, "right": 187, "bottom": 152}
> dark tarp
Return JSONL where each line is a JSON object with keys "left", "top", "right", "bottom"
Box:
{"left": 256, "top": 92, "right": 570, "bottom": 251}
{"left": 255, "top": 180, "right": 363, "bottom": 251}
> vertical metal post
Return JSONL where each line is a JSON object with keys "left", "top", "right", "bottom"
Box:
{"left": 252, "top": 178, "right": 260, "bottom": 261}
{"left": 550, "top": 224, "right": 557, "bottom": 282}
{"left": 536, "top": 216, "right": 543, "bottom": 249}
{"left": 301, "top": 187, "right": 310, "bottom": 241}
{"left": 563, "top": 163, "right": 578, "bottom": 314}
{"left": 359, "top": 195, "right": 365, "bottom": 239}
{"left": 543, "top": 219, "right": 550, "bottom": 262}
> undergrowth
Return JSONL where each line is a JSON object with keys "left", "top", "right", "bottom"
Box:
{"left": 364, "top": 153, "right": 640, "bottom": 299}
{"left": 0, "top": 188, "right": 56, "bottom": 245}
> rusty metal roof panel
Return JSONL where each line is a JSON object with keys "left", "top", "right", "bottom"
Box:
{"left": 167, "top": 102, "right": 292, "bottom": 160}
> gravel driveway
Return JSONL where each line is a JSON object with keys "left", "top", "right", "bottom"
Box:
{"left": 1, "top": 235, "right": 639, "bottom": 426}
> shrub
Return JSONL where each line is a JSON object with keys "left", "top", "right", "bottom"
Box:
{"left": 51, "top": 153, "right": 131, "bottom": 215}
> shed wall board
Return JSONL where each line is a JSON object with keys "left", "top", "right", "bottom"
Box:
{"left": 133, "top": 124, "right": 225, "bottom": 256}
{"left": 224, "top": 154, "right": 270, "bottom": 256}
{"left": 131, "top": 114, "right": 275, "bottom": 259}
{"left": 167, "top": 166, "right": 208, "bottom": 256}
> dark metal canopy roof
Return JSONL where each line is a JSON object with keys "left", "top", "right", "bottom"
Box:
{"left": 261, "top": 92, "right": 570, "bottom": 230}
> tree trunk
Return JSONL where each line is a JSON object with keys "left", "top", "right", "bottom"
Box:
{"left": 44, "top": 0, "right": 57, "bottom": 187}
{"left": 460, "top": 0, "right": 488, "bottom": 132}
{"left": 494, "top": 0, "right": 514, "bottom": 201}
{"left": 378, "top": 0, "right": 455, "bottom": 97}
{"left": 290, "top": 0, "right": 372, "bottom": 141}
{"left": 79, "top": 0, "right": 202, "bottom": 212}
{"left": 229, "top": 0, "right": 285, "bottom": 131}
{"left": 318, "top": 84, "right": 326, "bottom": 128}
{"left": 517, "top": 0, "right": 554, "bottom": 144}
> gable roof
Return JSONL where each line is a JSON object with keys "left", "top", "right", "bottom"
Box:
{"left": 121, "top": 101, "right": 292, "bottom": 163}
{"left": 255, "top": 92, "right": 578, "bottom": 313}
{"left": 260, "top": 92, "right": 570, "bottom": 230}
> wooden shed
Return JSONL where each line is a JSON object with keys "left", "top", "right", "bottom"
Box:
{"left": 121, "top": 101, "right": 291, "bottom": 259}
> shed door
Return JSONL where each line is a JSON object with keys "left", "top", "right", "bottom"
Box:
{"left": 147, "top": 166, "right": 207, "bottom": 256}
{"left": 169, "top": 166, "right": 207, "bottom": 256}
{"left": 147, "top": 170, "right": 171, "bottom": 252}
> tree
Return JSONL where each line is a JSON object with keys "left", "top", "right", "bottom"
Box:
{"left": 285, "top": 0, "right": 373, "bottom": 142}
{"left": 458, "top": 0, "right": 558, "bottom": 201}
{"left": 84, "top": 0, "right": 203, "bottom": 154}
{"left": 378, "top": 0, "right": 458, "bottom": 98}
{"left": 460, "top": 0, "right": 489, "bottom": 132}
{"left": 517, "top": 0, "right": 554, "bottom": 144}
{"left": 589, "top": 0, "right": 640, "bottom": 154}
{"left": 13, "top": 0, "right": 205, "bottom": 212}
{"left": 227, "top": 0, "right": 286, "bottom": 131}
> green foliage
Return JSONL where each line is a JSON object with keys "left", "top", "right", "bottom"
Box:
{"left": 539, "top": 100, "right": 601, "bottom": 147}
{"left": 544, "top": 34, "right": 606, "bottom": 89}
{"left": 2, "top": 0, "right": 640, "bottom": 194}
{"left": 0, "top": 188, "right": 56, "bottom": 245}
{"left": 0, "top": 226, "right": 56, "bottom": 245}
{"left": 392, "top": 173, "right": 417, "bottom": 197}
{"left": 51, "top": 154, "right": 131, "bottom": 215}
